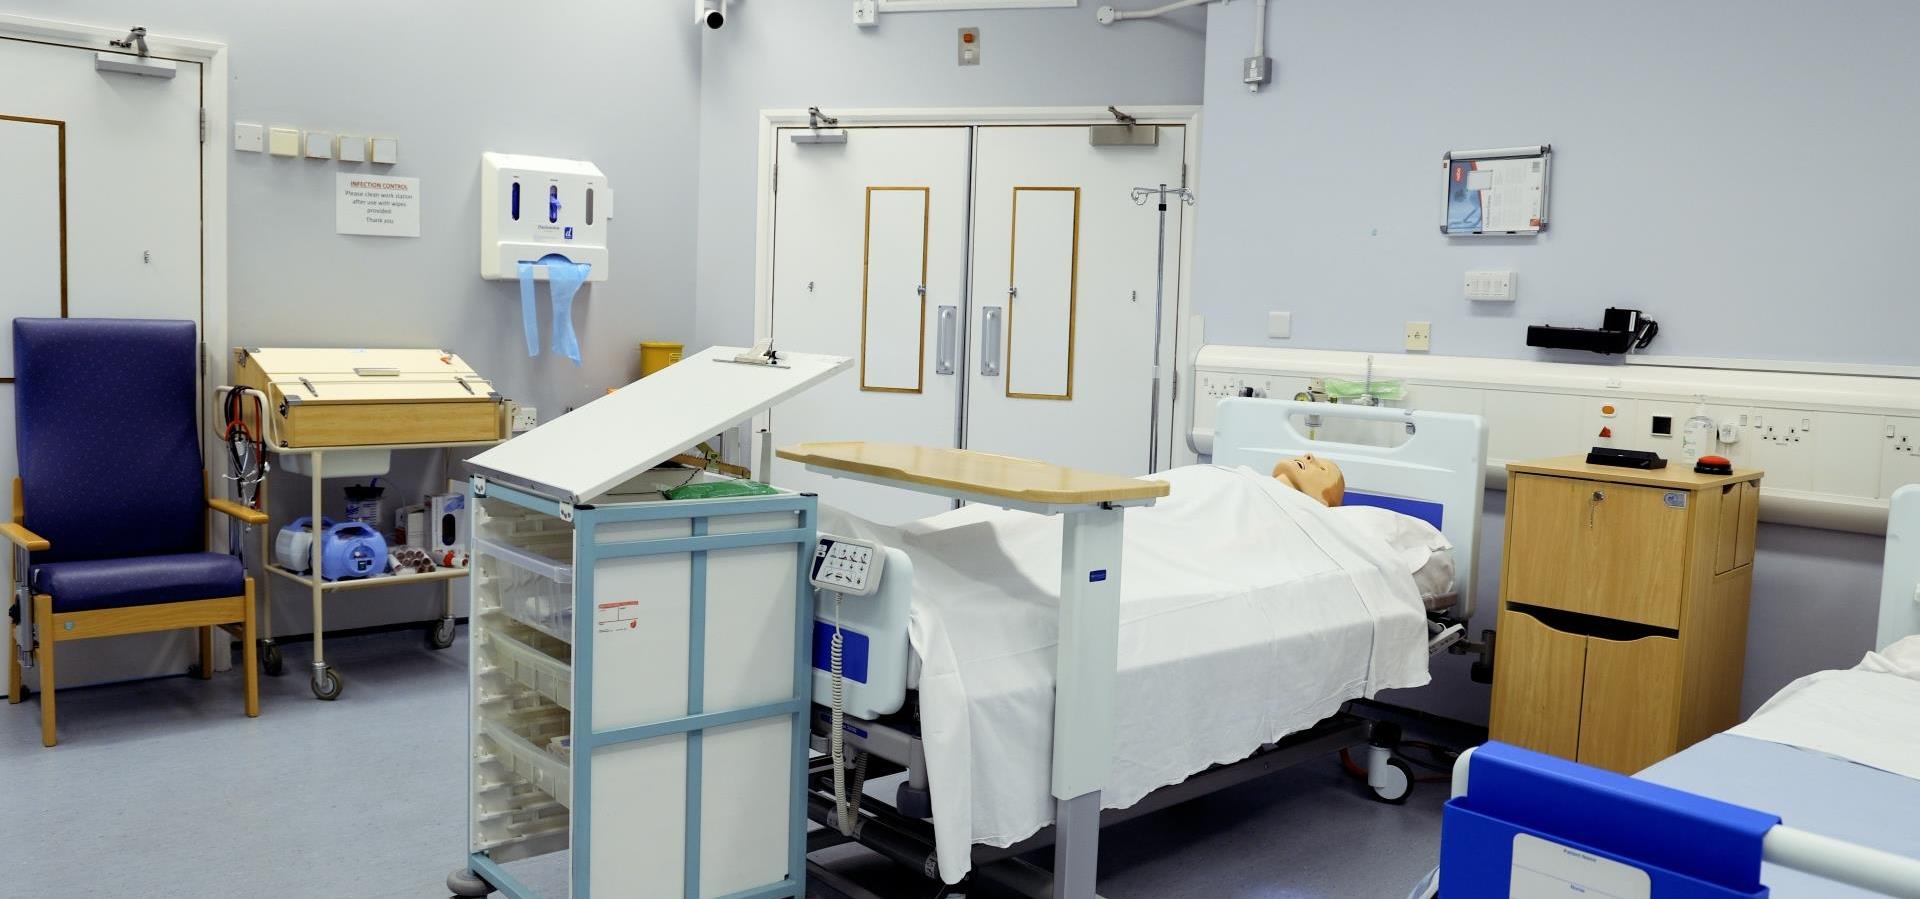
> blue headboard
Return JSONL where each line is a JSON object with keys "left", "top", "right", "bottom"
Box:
{"left": 1211, "top": 399, "right": 1489, "bottom": 619}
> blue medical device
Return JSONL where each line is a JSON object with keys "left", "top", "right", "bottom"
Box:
{"left": 280, "top": 516, "right": 389, "bottom": 581}
{"left": 1442, "top": 742, "right": 1780, "bottom": 898}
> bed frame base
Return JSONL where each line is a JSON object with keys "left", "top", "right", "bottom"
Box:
{"left": 804, "top": 711, "right": 1377, "bottom": 896}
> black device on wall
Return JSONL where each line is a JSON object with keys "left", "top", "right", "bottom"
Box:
{"left": 1527, "top": 307, "right": 1659, "bottom": 355}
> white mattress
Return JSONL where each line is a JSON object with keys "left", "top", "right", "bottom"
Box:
{"left": 1726, "top": 634, "right": 1920, "bottom": 781}
{"left": 819, "top": 464, "right": 1434, "bottom": 884}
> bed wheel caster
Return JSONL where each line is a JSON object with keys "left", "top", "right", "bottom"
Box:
{"left": 447, "top": 867, "right": 494, "bottom": 897}
{"left": 311, "top": 665, "right": 343, "bottom": 701}
{"left": 428, "top": 617, "right": 457, "bottom": 650}
{"left": 1365, "top": 722, "right": 1413, "bottom": 804}
{"left": 1369, "top": 757, "right": 1414, "bottom": 804}
{"left": 896, "top": 782, "right": 933, "bottom": 819}
{"left": 261, "top": 641, "right": 285, "bottom": 677}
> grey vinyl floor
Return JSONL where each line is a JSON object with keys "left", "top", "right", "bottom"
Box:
{"left": 0, "top": 628, "right": 1445, "bottom": 899}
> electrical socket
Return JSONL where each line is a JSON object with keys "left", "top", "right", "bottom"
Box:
{"left": 509, "top": 404, "right": 538, "bottom": 433}
{"left": 1404, "top": 321, "right": 1432, "bottom": 352}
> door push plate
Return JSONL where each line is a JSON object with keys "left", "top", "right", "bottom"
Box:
{"left": 980, "top": 306, "right": 1003, "bottom": 377}
{"left": 935, "top": 305, "right": 957, "bottom": 375}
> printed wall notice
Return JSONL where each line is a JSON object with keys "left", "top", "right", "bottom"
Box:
{"left": 336, "top": 174, "right": 421, "bottom": 237}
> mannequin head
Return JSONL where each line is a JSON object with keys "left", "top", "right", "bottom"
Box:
{"left": 1272, "top": 453, "right": 1346, "bottom": 506}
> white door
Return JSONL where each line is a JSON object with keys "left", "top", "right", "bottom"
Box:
{"left": 964, "top": 126, "right": 1186, "bottom": 476}
{"left": 768, "top": 127, "right": 972, "bottom": 523}
{"left": 1, "top": 35, "right": 206, "bottom": 686}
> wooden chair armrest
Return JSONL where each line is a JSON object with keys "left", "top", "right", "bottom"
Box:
{"left": 0, "top": 522, "right": 49, "bottom": 552}
{"left": 208, "top": 497, "right": 269, "bottom": 526}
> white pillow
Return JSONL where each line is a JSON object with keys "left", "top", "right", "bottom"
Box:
{"left": 1326, "top": 504, "right": 1455, "bottom": 600}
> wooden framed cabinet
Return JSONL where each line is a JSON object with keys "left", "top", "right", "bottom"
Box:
{"left": 1489, "top": 455, "right": 1761, "bottom": 773}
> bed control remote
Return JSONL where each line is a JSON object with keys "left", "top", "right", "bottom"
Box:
{"left": 811, "top": 535, "right": 885, "bottom": 596}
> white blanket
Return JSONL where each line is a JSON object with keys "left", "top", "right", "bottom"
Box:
{"left": 1728, "top": 635, "right": 1920, "bottom": 781}
{"left": 821, "top": 465, "right": 1432, "bottom": 883}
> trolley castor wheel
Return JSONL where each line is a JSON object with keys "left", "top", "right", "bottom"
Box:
{"left": 186, "top": 663, "right": 204, "bottom": 678}
{"left": 310, "top": 665, "right": 343, "bottom": 701}
{"left": 428, "top": 617, "right": 457, "bottom": 650}
{"left": 447, "top": 867, "right": 494, "bottom": 897}
{"left": 261, "top": 641, "right": 284, "bottom": 677}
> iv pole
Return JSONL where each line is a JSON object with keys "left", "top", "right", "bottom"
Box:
{"left": 1131, "top": 182, "right": 1194, "bottom": 473}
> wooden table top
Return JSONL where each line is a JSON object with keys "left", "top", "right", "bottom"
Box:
{"left": 776, "top": 441, "right": 1170, "bottom": 505}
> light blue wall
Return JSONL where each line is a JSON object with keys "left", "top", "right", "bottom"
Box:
{"left": 693, "top": 3, "right": 1208, "bottom": 349}
{"left": 1192, "top": 0, "right": 1920, "bottom": 363}
{"left": 3, "top": 0, "right": 704, "bottom": 639}
{"left": 1191, "top": 0, "right": 1903, "bottom": 721}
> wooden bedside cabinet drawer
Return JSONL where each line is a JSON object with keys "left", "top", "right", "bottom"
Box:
{"left": 1577, "top": 631, "right": 1682, "bottom": 773}
{"left": 1504, "top": 474, "right": 1690, "bottom": 629}
{"left": 1488, "top": 606, "right": 1586, "bottom": 759}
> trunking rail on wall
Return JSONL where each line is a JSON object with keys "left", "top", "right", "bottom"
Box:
{"left": 1191, "top": 346, "right": 1920, "bottom": 535}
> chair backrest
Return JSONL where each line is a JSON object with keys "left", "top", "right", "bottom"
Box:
{"left": 14, "top": 318, "right": 204, "bottom": 563}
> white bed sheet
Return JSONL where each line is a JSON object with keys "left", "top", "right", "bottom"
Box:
{"left": 1726, "top": 635, "right": 1920, "bottom": 781}
{"left": 820, "top": 464, "right": 1433, "bottom": 884}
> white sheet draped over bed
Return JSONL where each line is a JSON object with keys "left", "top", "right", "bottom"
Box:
{"left": 819, "top": 464, "right": 1433, "bottom": 883}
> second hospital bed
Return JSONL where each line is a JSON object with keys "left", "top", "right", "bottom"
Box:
{"left": 1422, "top": 484, "right": 1920, "bottom": 899}
{"left": 800, "top": 399, "right": 1489, "bottom": 888}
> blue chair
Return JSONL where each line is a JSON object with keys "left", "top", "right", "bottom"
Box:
{"left": 5, "top": 318, "right": 264, "bottom": 746}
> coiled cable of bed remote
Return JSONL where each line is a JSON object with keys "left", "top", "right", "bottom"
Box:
{"left": 830, "top": 592, "right": 868, "bottom": 835}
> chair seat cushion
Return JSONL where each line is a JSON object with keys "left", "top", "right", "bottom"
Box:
{"left": 33, "top": 553, "right": 245, "bottom": 614}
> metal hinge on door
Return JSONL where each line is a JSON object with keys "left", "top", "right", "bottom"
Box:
{"left": 199, "top": 108, "right": 206, "bottom": 144}
{"left": 771, "top": 162, "right": 778, "bottom": 194}
{"left": 1181, "top": 163, "right": 1188, "bottom": 189}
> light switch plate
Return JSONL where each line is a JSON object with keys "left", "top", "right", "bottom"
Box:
{"left": 233, "top": 122, "right": 264, "bottom": 153}
{"left": 1465, "top": 269, "right": 1516, "bottom": 301}
{"left": 336, "top": 134, "right": 367, "bottom": 163}
{"left": 958, "top": 27, "right": 980, "bottom": 65}
{"left": 1404, "top": 321, "right": 1432, "bottom": 351}
{"left": 1267, "top": 311, "right": 1292, "bottom": 339}
{"left": 267, "top": 127, "right": 300, "bottom": 157}
{"left": 303, "top": 131, "right": 333, "bottom": 159}
{"left": 370, "top": 137, "right": 399, "bottom": 165}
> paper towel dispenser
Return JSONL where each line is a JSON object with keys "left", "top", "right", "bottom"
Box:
{"left": 480, "top": 152, "right": 610, "bottom": 282}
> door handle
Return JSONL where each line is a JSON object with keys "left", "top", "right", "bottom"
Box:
{"left": 980, "top": 306, "right": 1003, "bottom": 377}
{"left": 935, "top": 305, "right": 957, "bottom": 375}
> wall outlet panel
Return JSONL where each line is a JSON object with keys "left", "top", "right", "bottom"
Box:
{"left": 1188, "top": 345, "right": 1920, "bottom": 534}
{"left": 1465, "top": 269, "right": 1516, "bottom": 301}
{"left": 1268, "top": 311, "right": 1292, "bottom": 339}
{"left": 1404, "top": 321, "right": 1432, "bottom": 351}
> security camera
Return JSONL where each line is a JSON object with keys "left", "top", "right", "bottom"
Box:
{"left": 696, "top": 0, "right": 727, "bottom": 29}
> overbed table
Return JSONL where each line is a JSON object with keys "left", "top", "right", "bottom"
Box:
{"left": 776, "top": 441, "right": 1168, "bottom": 899}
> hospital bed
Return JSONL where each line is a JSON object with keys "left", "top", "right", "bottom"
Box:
{"left": 788, "top": 399, "right": 1488, "bottom": 896}
{"left": 1419, "top": 483, "right": 1920, "bottom": 899}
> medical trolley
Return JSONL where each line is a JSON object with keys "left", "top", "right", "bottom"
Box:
{"left": 449, "top": 346, "right": 850, "bottom": 899}
{"left": 220, "top": 347, "right": 510, "bottom": 700}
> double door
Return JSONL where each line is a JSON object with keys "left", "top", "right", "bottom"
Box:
{"left": 768, "top": 125, "right": 1187, "bottom": 522}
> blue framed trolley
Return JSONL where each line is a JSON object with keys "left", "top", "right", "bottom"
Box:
{"left": 449, "top": 346, "right": 851, "bottom": 899}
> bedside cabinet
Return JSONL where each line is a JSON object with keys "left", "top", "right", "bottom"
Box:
{"left": 1489, "top": 455, "right": 1761, "bottom": 774}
